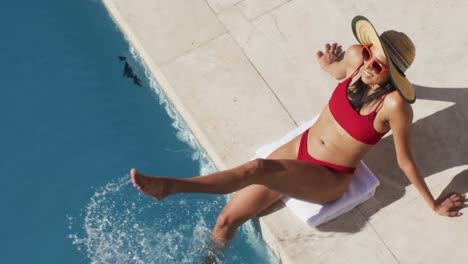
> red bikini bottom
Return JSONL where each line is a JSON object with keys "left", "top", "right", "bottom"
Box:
{"left": 297, "top": 129, "right": 356, "bottom": 174}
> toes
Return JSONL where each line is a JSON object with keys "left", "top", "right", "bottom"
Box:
{"left": 131, "top": 175, "right": 137, "bottom": 187}
{"left": 130, "top": 168, "right": 145, "bottom": 191}
{"left": 130, "top": 168, "right": 137, "bottom": 181}
{"left": 130, "top": 170, "right": 138, "bottom": 184}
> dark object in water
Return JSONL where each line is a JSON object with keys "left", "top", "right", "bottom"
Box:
{"left": 132, "top": 75, "right": 142, "bottom": 87}
{"left": 118, "top": 55, "right": 142, "bottom": 87}
{"left": 123, "top": 62, "right": 133, "bottom": 77}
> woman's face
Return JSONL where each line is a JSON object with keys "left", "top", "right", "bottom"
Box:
{"left": 361, "top": 45, "right": 391, "bottom": 87}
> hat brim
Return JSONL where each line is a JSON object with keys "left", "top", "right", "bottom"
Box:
{"left": 352, "top": 16, "right": 415, "bottom": 103}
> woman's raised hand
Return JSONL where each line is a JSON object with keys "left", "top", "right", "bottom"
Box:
{"left": 434, "top": 193, "right": 467, "bottom": 217}
{"left": 316, "top": 43, "right": 345, "bottom": 68}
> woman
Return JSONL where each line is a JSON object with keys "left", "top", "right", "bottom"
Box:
{"left": 130, "top": 16, "right": 467, "bottom": 247}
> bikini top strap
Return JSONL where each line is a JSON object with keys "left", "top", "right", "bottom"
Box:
{"left": 347, "top": 64, "right": 363, "bottom": 87}
{"left": 373, "top": 93, "right": 388, "bottom": 113}
{"left": 349, "top": 64, "right": 363, "bottom": 79}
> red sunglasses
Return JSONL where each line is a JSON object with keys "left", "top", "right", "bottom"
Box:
{"left": 361, "top": 44, "right": 389, "bottom": 75}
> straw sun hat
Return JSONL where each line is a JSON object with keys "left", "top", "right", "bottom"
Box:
{"left": 352, "top": 15, "right": 416, "bottom": 103}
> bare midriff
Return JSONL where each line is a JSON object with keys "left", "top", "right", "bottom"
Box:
{"left": 305, "top": 105, "right": 375, "bottom": 168}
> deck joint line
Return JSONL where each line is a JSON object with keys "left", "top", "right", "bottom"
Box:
{"left": 358, "top": 207, "right": 401, "bottom": 264}
{"left": 234, "top": 41, "right": 298, "bottom": 127}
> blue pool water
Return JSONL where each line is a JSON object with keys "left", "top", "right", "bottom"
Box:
{"left": 1, "top": 0, "right": 278, "bottom": 263}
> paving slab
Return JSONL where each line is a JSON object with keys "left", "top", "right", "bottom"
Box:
{"left": 261, "top": 206, "right": 398, "bottom": 263}
{"left": 366, "top": 170, "right": 468, "bottom": 264}
{"left": 102, "top": 0, "right": 468, "bottom": 263}
{"left": 159, "top": 33, "right": 295, "bottom": 167}
{"left": 110, "top": 0, "right": 226, "bottom": 65}
{"left": 229, "top": 21, "right": 327, "bottom": 124}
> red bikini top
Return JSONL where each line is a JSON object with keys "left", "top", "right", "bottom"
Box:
{"left": 328, "top": 67, "right": 388, "bottom": 145}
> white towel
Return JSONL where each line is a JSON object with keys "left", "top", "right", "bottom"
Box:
{"left": 254, "top": 116, "right": 380, "bottom": 227}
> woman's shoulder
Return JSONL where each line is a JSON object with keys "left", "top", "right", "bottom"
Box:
{"left": 384, "top": 90, "right": 413, "bottom": 118}
{"left": 343, "top": 44, "right": 364, "bottom": 77}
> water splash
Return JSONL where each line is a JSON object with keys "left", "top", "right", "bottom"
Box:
{"left": 68, "top": 175, "right": 228, "bottom": 263}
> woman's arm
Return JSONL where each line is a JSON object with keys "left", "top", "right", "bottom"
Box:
{"left": 316, "top": 43, "right": 363, "bottom": 80}
{"left": 388, "top": 96, "right": 467, "bottom": 216}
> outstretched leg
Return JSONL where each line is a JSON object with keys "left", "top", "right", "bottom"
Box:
{"left": 130, "top": 159, "right": 258, "bottom": 201}
{"left": 131, "top": 158, "right": 350, "bottom": 204}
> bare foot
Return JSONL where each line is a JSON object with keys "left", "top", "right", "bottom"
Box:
{"left": 130, "top": 168, "right": 171, "bottom": 201}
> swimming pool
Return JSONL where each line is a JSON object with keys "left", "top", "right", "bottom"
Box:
{"left": 1, "top": 0, "right": 278, "bottom": 263}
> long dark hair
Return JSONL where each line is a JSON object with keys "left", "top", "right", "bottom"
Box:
{"left": 347, "top": 78, "right": 395, "bottom": 113}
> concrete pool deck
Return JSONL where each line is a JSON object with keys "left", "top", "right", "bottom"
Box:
{"left": 101, "top": 0, "right": 468, "bottom": 263}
